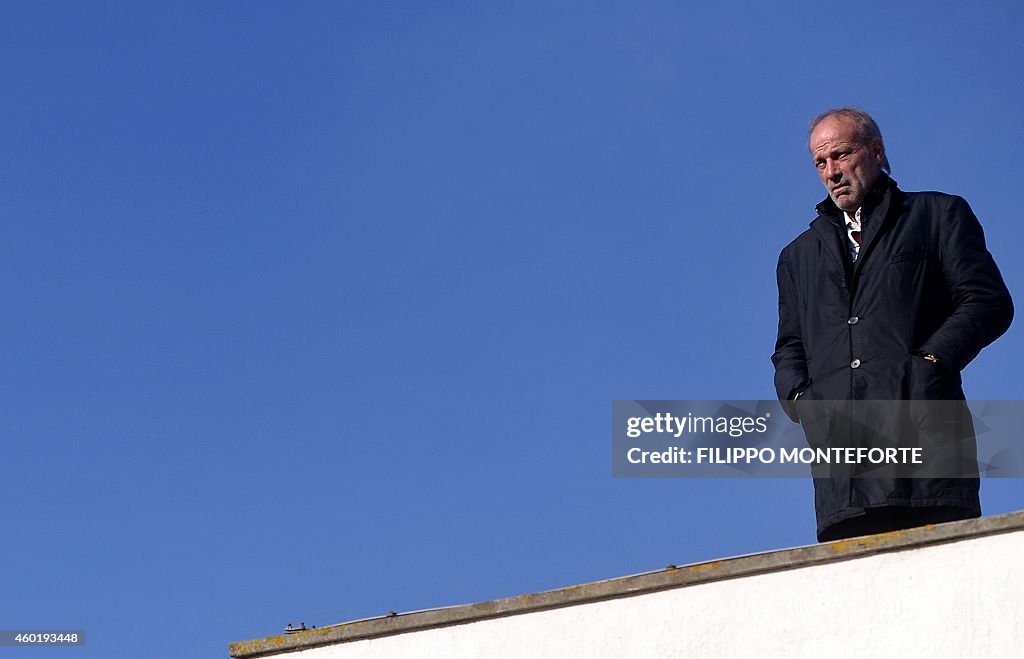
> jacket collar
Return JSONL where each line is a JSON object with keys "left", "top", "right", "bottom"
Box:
{"left": 814, "top": 172, "right": 896, "bottom": 223}
{"left": 808, "top": 173, "right": 902, "bottom": 284}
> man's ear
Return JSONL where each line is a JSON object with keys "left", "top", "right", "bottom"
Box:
{"left": 871, "top": 139, "right": 885, "bottom": 165}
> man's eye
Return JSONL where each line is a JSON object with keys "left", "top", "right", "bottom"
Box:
{"left": 815, "top": 162, "right": 826, "bottom": 169}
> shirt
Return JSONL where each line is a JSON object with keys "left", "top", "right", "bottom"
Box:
{"left": 844, "top": 207, "right": 862, "bottom": 262}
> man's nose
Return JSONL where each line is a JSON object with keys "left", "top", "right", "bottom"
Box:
{"left": 824, "top": 160, "right": 843, "bottom": 181}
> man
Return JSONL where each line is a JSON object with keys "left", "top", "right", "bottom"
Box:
{"left": 772, "top": 108, "right": 1013, "bottom": 542}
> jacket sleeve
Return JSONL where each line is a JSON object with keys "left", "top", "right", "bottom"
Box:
{"left": 772, "top": 252, "right": 809, "bottom": 422}
{"left": 918, "top": 196, "right": 1014, "bottom": 371}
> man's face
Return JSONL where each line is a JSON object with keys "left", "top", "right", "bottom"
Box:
{"left": 809, "top": 115, "right": 885, "bottom": 212}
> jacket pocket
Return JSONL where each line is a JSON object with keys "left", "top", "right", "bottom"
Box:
{"left": 892, "top": 249, "right": 928, "bottom": 264}
{"left": 907, "top": 354, "right": 967, "bottom": 447}
{"left": 796, "top": 383, "right": 833, "bottom": 450}
{"left": 909, "top": 353, "right": 949, "bottom": 399}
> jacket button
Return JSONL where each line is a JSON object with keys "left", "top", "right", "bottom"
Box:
{"left": 848, "top": 316, "right": 859, "bottom": 325}
{"left": 851, "top": 359, "right": 861, "bottom": 368}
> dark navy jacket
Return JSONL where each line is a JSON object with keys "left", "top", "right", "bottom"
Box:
{"left": 772, "top": 174, "right": 1013, "bottom": 539}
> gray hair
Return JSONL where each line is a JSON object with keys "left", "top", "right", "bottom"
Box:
{"left": 809, "top": 107, "right": 891, "bottom": 174}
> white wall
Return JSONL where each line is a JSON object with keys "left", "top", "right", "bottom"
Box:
{"left": 283, "top": 530, "right": 1024, "bottom": 658}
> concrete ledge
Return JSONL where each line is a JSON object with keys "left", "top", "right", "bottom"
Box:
{"left": 229, "top": 509, "right": 1024, "bottom": 658}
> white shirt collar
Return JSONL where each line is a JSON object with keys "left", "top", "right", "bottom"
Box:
{"left": 844, "top": 207, "right": 862, "bottom": 231}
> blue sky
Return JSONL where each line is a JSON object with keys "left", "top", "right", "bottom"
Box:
{"left": 3, "top": 2, "right": 1023, "bottom": 657}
